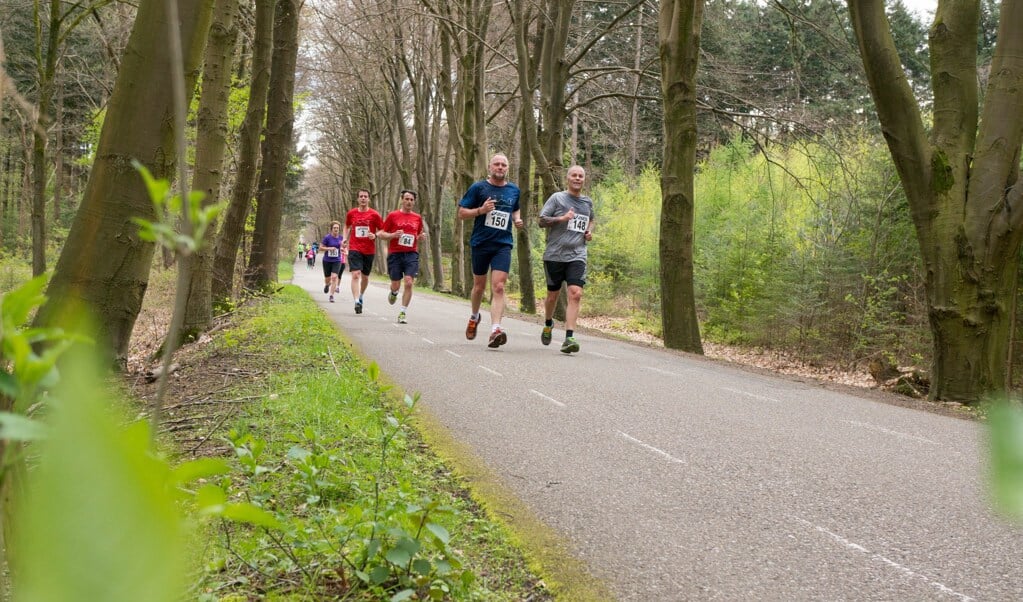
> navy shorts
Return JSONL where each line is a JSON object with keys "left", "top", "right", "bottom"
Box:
{"left": 322, "top": 260, "right": 344, "bottom": 278}
{"left": 471, "top": 243, "right": 512, "bottom": 276}
{"left": 544, "top": 260, "right": 587, "bottom": 290}
{"left": 348, "top": 251, "right": 374, "bottom": 275}
{"left": 387, "top": 252, "right": 419, "bottom": 281}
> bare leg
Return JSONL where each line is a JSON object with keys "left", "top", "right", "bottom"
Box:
{"left": 565, "top": 284, "right": 583, "bottom": 331}
{"left": 544, "top": 289, "right": 559, "bottom": 322}
{"left": 470, "top": 273, "right": 488, "bottom": 316}
{"left": 402, "top": 276, "right": 414, "bottom": 307}
{"left": 350, "top": 272, "right": 362, "bottom": 301}
{"left": 490, "top": 270, "right": 509, "bottom": 325}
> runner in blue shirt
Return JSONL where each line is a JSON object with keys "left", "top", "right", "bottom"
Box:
{"left": 457, "top": 153, "right": 524, "bottom": 348}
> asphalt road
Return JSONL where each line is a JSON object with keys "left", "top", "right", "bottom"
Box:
{"left": 295, "top": 263, "right": 1023, "bottom": 601}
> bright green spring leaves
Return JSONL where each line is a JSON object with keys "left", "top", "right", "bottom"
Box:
{"left": 0, "top": 275, "right": 84, "bottom": 412}
{"left": 0, "top": 275, "right": 270, "bottom": 602}
{"left": 14, "top": 368, "right": 189, "bottom": 602}
{"left": 990, "top": 402, "right": 1023, "bottom": 520}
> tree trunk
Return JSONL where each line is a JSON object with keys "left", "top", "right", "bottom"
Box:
{"left": 629, "top": 4, "right": 644, "bottom": 178}
{"left": 657, "top": 0, "right": 705, "bottom": 353}
{"left": 182, "top": 0, "right": 240, "bottom": 340}
{"left": 430, "top": 0, "right": 491, "bottom": 296}
{"left": 437, "top": 23, "right": 465, "bottom": 295}
{"left": 212, "top": 0, "right": 274, "bottom": 304}
{"left": 245, "top": 0, "right": 298, "bottom": 290}
{"left": 52, "top": 79, "right": 63, "bottom": 226}
{"left": 35, "top": 0, "right": 215, "bottom": 362}
{"left": 847, "top": 0, "right": 1023, "bottom": 402}
{"left": 515, "top": 107, "right": 536, "bottom": 314}
{"left": 29, "top": 0, "right": 62, "bottom": 276}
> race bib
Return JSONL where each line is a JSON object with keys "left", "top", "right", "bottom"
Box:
{"left": 355, "top": 226, "right": 370, "bottom": 237}
{"left": 568, "top": 213, "right": 589, "bottom": 233}
{"left": 326, "top": 248, "right": 339, "bottom": 258}
{"left": 485, "top": 210, "right": 510, "bottom": 230}
{"left": 398, "top": 233, "right": 415, "bottom": 247}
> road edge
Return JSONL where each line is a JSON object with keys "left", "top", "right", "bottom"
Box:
{"left": 301, "top": 282, "right": 616, "bottom": 601}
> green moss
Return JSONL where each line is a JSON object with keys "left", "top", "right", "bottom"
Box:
{"left": 930, "top": 148, "right": 955, "bottom": 194}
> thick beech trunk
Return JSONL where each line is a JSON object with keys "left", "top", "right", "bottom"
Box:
{"left": 848, "top": 0, "right": 1023, "bottom": 402}
{"left": 658, "top": 0, "right": 705, "bottom": 353}
{"left": 35, "top": 0, "right": 215, "bottom": 362}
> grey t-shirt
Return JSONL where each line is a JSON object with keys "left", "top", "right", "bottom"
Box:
{"left": 540, "top": 190, "right": 595, "bottom": 262}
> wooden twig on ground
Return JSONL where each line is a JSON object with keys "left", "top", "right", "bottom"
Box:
{"left": 164, "top": 395, "right": 260, "bottom": 411}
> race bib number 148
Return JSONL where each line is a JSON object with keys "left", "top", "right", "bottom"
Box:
{"left": 568, "top": 213, "right": 589, "bottom": 233}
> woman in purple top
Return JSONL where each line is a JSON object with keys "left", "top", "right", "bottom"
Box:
{"left": 321, "top": 221, "right": 346, "bottom": 302}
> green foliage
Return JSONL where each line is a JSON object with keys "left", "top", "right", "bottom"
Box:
{"left": 194, "top": 287, "right": 536, "bottom": 600}
{"left": 14, "top": 359, "right": 190, "bottom": 602}
{"left": 582, "top": 129, "right": 929, "bottom": 368}
{"left": 0, "top": 255, "right": 34, "bottom": 298}
{"left": 0, "top": 274, "right": 277, "bottom": 601}
{"left": 990, "top": 400, "right": 1023, "bottom": 520}
{"left": 207, "top": 380, "right": 474, "bottom": 600}
{"left": 690, "top": 132, "right": 929, "bottom": 364}
{"left": 131, "top": 161, "right": 225, "bottom": 254}
{"left": 0, "top": 275, "right": 89, "bottom": 412}
{"left": 585, "top": 165, "right": 662, "bottom": 318}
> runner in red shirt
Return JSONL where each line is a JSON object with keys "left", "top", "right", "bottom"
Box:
{"left": 343, "top": 188, "right": 384, "bottom": 315}
{"left": 378, "top": 190, "right": 427, "bottom": 324}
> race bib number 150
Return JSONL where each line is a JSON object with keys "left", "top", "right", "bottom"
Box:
{"left": 485, "top": 210, "right": 510, "bottom": 230}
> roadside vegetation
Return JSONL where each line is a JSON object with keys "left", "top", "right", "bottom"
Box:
{"left": 1, "top": 264, "right": 555, "bottom": 600}
{"left": 135, "top": 282, "right": 553, "bottom": 601}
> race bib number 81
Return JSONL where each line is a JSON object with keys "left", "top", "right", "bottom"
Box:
{"left": 398, "top": 233, "right": 415, "bottom": 247}
{"left": 485, "top": 210, "right": 510, "bottom": 230}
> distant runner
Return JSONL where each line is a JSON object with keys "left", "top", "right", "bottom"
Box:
{"left": 320, "top": 221, "right": 345, "bottom": 303}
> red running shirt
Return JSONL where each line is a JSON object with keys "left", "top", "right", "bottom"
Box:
{"left": 345, "top": 208, "right": 384, "bottom": 255}
{"left": 382, "top": 210, "right": 424, "bottom": 254}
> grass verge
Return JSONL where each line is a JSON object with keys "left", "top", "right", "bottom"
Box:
{"left": 157, "top": 285, "right": 553, "bottom": 600}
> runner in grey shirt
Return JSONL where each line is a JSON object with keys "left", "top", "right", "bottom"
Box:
{"left": 538, "top": 165, "right": 595, "bottom": 354}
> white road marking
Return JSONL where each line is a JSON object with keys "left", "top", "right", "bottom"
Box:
{"left": 529, "top": 389, "right": 566, "bottom": 408}
{"left": 422, "top": 338, "right": 435, "bottom": 345}
{"left": 479, "top": 365, "right": 503, "bottom": 377}
{"left": 617, "top": 431, "right": 685, "bottom": 464}
{"left": 720, "top": 386, "right": 781, "bottom": 403}
{"left": 643, "top": 366, "right": 682, "bottom": 377}
{"left": 794, "top": 518, "right": 974, "bottom": 601}
{"left": 445, "top": 350, "right": 461, "bottom": 358}
{"left": 844, "top": 420, "right": 939, "bottom": 445}
{"left": 587, "top": 351, "right": 617, "bottom": 360}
